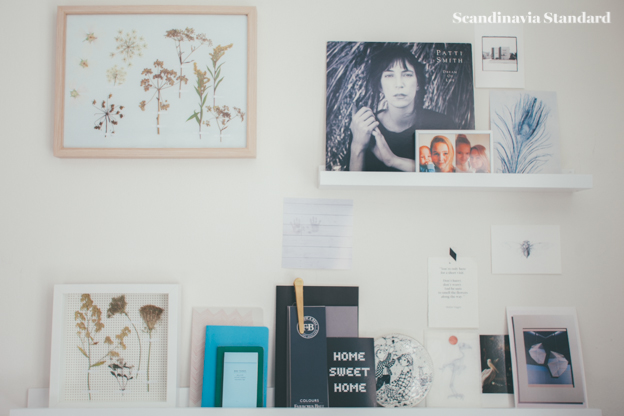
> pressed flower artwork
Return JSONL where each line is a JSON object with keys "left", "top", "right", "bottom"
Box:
{"left": 56, "top": 7, "right": 255, "bottom": 157}
{"left": 60, "top": 292, "right": 168, "bottom": 403}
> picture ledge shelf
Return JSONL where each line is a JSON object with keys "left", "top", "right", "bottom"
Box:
{"left": 13, "top": 389, "right": 602, "bottom": 416}
{"left": 9, "top": 409, "right": 603, "bottom": 416}
{"left": 318, "top": 166, "right": 593, "bottom": 192}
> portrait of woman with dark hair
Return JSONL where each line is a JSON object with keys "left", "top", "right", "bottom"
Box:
{"left": 325, "top": 42, "right": 475, "bottom": 172}
{"left": 349, "top": 46, "right": 453, "bottom": 172}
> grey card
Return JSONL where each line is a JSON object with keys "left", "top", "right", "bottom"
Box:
{"left": 326, "top": 306, "right": 358, "bottom": 338}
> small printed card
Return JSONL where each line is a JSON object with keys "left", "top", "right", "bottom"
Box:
{"left": 428, "top": 257, "right": 479, "bottom": 328}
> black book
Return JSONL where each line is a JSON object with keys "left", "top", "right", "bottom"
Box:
{"left": 287, "top": 306, "right": 329, "bottom": 408}
{"left": 275, "top": 285, "right": 359, "bottom": 407}
{"left": 327, "top": 337, "right": 376, "bottom": 407}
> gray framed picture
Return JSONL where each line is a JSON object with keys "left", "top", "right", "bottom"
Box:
{"left": 507, "top": 307, "right": 587, "bottom": 408}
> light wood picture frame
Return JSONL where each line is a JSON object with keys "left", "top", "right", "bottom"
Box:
{"left": 54, "top": 6, "right": 257, "bottom": 158}
{"left": 49, "top": 284, "right": 180, "bottom": 407}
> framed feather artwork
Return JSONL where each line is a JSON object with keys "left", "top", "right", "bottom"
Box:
{"left": 490, "top": 91, "right": 561, "bottom": 173}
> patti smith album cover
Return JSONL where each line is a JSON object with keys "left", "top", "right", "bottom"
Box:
{"left": 326, "top": 42, "right": 474, "bottom": 172}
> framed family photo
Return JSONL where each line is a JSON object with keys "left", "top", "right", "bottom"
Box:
{"left": 54, "top": 6, "right": 256, "bottom": 158}
{"left": 416, "top": 130, "right": 492, "bottom": 173}
{"left": 507, "top": 307, "right": 587, "bottom": 408}
{"left": 49, "top": 284, "right": 180, "bottom": 407}
{"left": 326, "top": 42, "right": 475, "bottom": 172}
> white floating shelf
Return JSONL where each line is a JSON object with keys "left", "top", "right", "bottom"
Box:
{"left": 10, "top": 407, "right": 603, "bottom": 416}
{"left": 318, "top": 166, "right": 593, "bottom": 192}
{"left": 13, "top": 389, "right": 602, "bottom": 416}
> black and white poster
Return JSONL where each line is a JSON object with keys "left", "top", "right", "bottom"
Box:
{"left": 326, "top": 42, "right": 474, "bottom": 172}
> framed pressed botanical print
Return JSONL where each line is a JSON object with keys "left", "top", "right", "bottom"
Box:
{"left": 49, "top": 284, "right": 180, "bottom": 407}
{"left": 54, "top": 6, "right": 256, "bottom": 158}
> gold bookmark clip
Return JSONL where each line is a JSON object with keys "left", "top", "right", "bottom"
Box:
{"left": 294, "top": 278, "right": 304, "bottom": 334}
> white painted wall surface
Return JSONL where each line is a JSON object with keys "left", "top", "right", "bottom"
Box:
{"left": 0, "top": 0, "right": 622, "bottom": 415}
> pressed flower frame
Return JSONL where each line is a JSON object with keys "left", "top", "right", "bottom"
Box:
{"left": 49, "top": 284, "right": 180, "bottom": 408}
{"left": 54, "top": 6, "right": 257, "bottom": 158}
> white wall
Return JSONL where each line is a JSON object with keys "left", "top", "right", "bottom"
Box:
{"left": 1, "top": 0, "right": 622, "bottom": 414}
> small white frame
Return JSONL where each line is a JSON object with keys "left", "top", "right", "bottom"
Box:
{"left": 416, "top": 130, "right": 494, "bottom": 173}
{"left": 49, "top": 284, "right": 180, "bottom": 408}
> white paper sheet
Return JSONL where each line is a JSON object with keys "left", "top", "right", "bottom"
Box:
{"left": 428, "top": 257, "right": 479, "bottom": 328}
{"left": 491, "top": 225, "right": 562, "bottom": 274}
{"left": 282, "top": 198, "right": 353, "bottom": 269}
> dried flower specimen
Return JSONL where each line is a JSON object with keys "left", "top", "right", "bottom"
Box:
{"left": 92, "top": 94, "right": 124, "bottom": 136}
{"left": 84, "top": 32, "right": 97, "bottom": 43}
{"left": 79, "top": 59, "right": 89, "bottom": 69}
{"left": 205, "top": 44, "right": 245, "bottom": 141}
{"left": 139, "top": 60, "right": 181, "bottom": 134}
{"left": 75, "top": 294, "right": 130, "bottom": 400}
{"left": 139, "top": 305, "right": 164, "bottom": 392}
{"left": 107, "top": 295, "right": 142, "bottom": 379}
{"left": 165, "top": 28, "right": 212, "bottom": 98}
{"left": 186, "top": 62, "right": 211, "bottom": 138}
{"left": 111, "top": 29, "right": 147, "bottom": 67}
{"left": 108, "top": 357, "right": 134, "bottom": 394}
{"left": 205, "top": 105, "right": 245, "bottom": 140}
{"left": 106, "top": 65, "right": 127, "bottom": 86}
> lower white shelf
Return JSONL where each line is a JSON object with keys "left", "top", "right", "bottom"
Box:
{"left": 10, "top": 407, "right": 603, "bottom": 416}
{"left": 318, "top": 166, "right": 593, "bottom": 192}
{"left": 12, "top": 389, "right": 602, "bottom": 416}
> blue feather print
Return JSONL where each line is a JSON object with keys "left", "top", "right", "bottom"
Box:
{"left": 493, "top": 94, "right": 553, "bottom": 173}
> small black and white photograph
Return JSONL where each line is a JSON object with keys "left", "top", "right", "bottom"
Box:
{"left": 480, "top": 335, "right": 514, "bottom": 394}
{"left": 474, "top": 25, "right": 524, "bottom": 89}
{"left": 416, "top": 130, "right": 492, "bottom": 173}
{"left": 482, "top": 36, "right": 518, "bottom": 72}
{"left": 326, "top": 42, "right": 475, "bottom": 172}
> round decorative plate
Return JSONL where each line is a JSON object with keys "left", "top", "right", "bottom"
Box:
{"left": 374, "top": 334, "right": 434, "bottom": 407}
